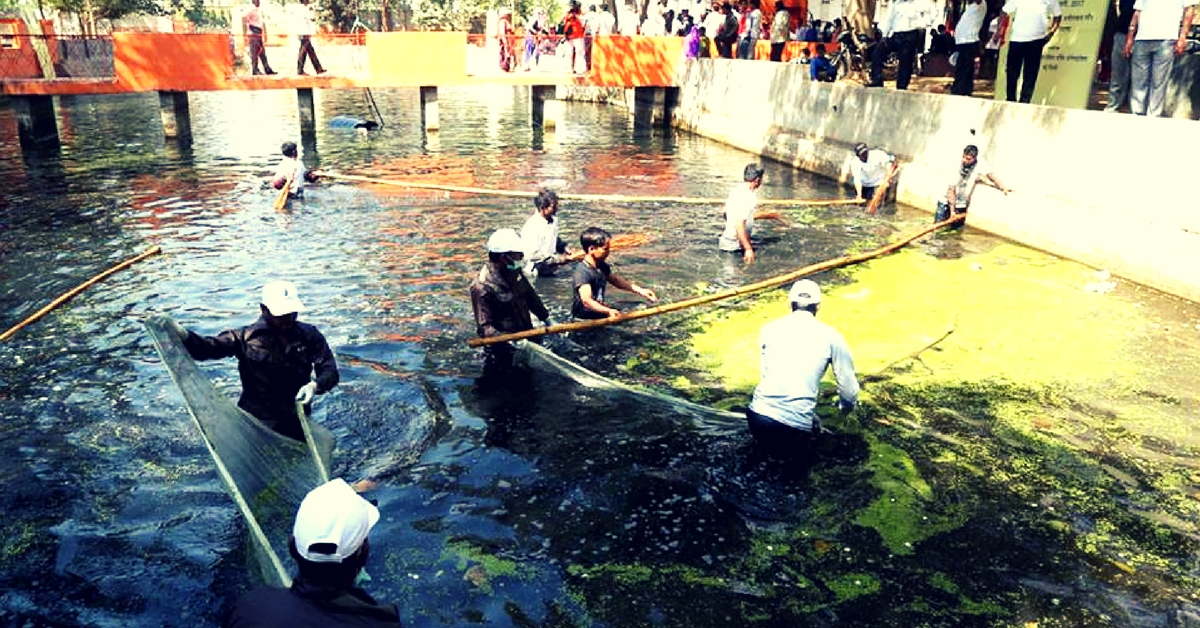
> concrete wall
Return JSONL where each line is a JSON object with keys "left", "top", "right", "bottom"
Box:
{"left": 604, "top": 59, "right": 1200, "bottom": 303}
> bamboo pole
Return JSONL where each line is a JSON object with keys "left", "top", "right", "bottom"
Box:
{"left": 0, "top": 245, "right": 163, "bottom": 343}
{"left": 865, "top": 162, "right": 900, "bottom": 215}
{"left": 317, "top": 172, "right": 860, "bottom": 207}
{"left": 467, "top": 215, "right": 963, "bottom": 347}
{"left": 273, "top": 178, "right": 292, "bottom": 211}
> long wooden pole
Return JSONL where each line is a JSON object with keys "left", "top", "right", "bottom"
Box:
{"left": 467, "top": 215, "right": 963, "bottom": 347}
{"left": 317, "top": 171, "right": 860, "bottom": 207}
{"left": 273, "top": 178, "right": 292, "bottom": 211}
{"left": 0, "top": 245, "right": 163, "bottom": 343}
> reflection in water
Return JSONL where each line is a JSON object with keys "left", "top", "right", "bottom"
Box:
{"left": 2, "top": 86, "right": 1197, "bottom": 628}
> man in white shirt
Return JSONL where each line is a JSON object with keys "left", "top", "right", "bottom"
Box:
{"left": 595, "top": 2, "right": 617, "bottom": 34}
{"left": 719, "top": 163, "right": 764, "bottom": 264}
{"left": 243, "top": 0, "right": 277, "bottom": 75}
{"left": 271, "top": 141, "right": 318, "bottom": 197}
{"left": 520, "top": 189, "right": 573, "bottom": 277}
{"left": 848, "top": 142, "right": 896, "bottom": 201}
{"left": 1000, "top": 0, "right": 1062, "bottom": 102}
{"left": 1122, "top": 0, "right": 1196, "bottom": 116}
{"left": 868, "top": 0, "right": 934, "bottom": 89}
{"left": 747, "top": 279, "right": 859, "bottom": 462}
{"left": 951, "top": 0, "right": 986, "bottom": 95}
{"left": 292, "top": 0, "right": 326, "bottom": 75}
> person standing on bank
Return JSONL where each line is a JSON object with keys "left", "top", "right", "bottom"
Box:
{"left": 1122, "top": 0, "right": 1196, "bottom": 116}
{"left": 934, "top": 144, "right": 1011, "bottom": 225}
{"left": 746, "top": 279, "right": 859, "bottom": 461}
{"left": 572, "top": 227, "right": 658, "bottom": 320}
{"left": 999, "top": 0, "right": 1062, "bottom": 103}
{"left": 243, "top": 0, "right": 277, "bottom": 75}
{"left": 849, "top": 142, "right": 896, "bottom": 202}
{"left": 1105, "top": 0, "right": 1138, "bottom": 111}
{"left": 469, "top": 229, "right": 552, "bottom": 371}
{"left": 225, "top": 478, "right": 401, "bottom": 627}
{"left": 868, "top": 0, "right": 932, "bottom": 89}
{"left": 769, "top": 0, "right": 791, "bottom": 61}
{"left": 951, "top": 0, "right": 986, "bottom": 96}
{"left": 521, "top": 189, "right": 573, "bottom": 277}
{"left": 293, "top": 0, "right": 326, "bottom": 75}
{"left": 719, "top": 163, "right": 765, "bottom": 264}
{"left": 169, "top": 280, "right": 339, "bottom": 442}
{"left": 563, "top": 1, "right": 588, "bottom": 75}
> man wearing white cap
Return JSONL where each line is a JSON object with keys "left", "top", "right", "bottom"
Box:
{"left": 747, "top": 279, "right": 859, "bottom": 460}
{"left": 170, "top": 280, "right": 339, "bottom": 441}
{"left": 226, "top": 478, "right": 401, "bottom": 627}
{"left": 469, "top": 228, "right": 552, "bottom": 373}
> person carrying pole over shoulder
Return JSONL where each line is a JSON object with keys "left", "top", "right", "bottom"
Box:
{"left": 469, "top": 229, "right": 552, "bottom": 374}
{"left": 572, "top": 227, "right": 658, "bottom": 320}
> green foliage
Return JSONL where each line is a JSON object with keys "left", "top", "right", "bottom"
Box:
{"left": 170, "top": 0, "right": 228, "bottom": 29}
{"left": 49, "top": 0, "right": 165, "bottom": 21}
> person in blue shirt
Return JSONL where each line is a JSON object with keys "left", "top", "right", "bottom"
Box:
{"left": 746, "top": 279, "right": 859, "bottom": 461}
{"left": 810, "top": 43, "right": 837, "bottom": 81}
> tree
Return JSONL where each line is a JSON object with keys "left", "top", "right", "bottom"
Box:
{"left": 49, "top": 0, "right": 164, "bottom": 33}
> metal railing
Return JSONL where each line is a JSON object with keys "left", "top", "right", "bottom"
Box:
{"left": 0, "top": 35, "right": 114, "bottom": 80}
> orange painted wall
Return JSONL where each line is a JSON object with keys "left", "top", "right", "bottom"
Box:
{"left": 366, "top": 32, "right": 468, "bottom": 84}
{"left": 114, "top": 33, "right": 231, "bottom": 92}
{"left": 590, "top": 35, "right": 682, "bottom": 87}
{"left": 0, "top": 20, "right": 42, "bottom": 79}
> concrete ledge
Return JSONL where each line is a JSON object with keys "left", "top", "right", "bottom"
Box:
{"left": 664, "top": 58, "right": 1200, "bottom": 304}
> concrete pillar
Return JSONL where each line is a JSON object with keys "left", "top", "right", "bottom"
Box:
{"left": 530, "top": 85, "right": 559, "bottom": 129}
{"left": 158, "top": 91, "right": 192, "bottom": 143}
{"left": 297, "top": 88, "right": 316, "bottom": 134}
{"left": 13, "top": 95, "right": 59, "bottom": 149}
{"left": 633, "top": 87, "right": 669, "bottom": 129}
{"left": 420, "top": 86, "right": 439, "bottom": 132}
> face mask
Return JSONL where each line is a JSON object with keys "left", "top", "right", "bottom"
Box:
{"left": 506, "top": 260, "right": 523, "bottom": 271}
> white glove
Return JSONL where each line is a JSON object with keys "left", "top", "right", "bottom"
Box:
{"left": 295, "top": 381, "right": 318, "bottom": 405}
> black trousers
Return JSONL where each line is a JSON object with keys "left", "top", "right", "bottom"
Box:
{"left": 871, "top": 29, "right": 920, "bottom": 89}
{"left": 770, "top": 41, "right": 785, "bottom": 62}
{"left": 951, "top": 42, "right": 978, "bottom": 96}
{"left": 746, "top": 408, "right": 817, "bottom": 460}
{"left": 297, "top": 35, "right": 324, "bottom": 73}
{"left": 716, "top": 38, "right": 734, "bottom": 58}
{"left": 1006, "top": 38, "right": 1047, "bottom": 102}
{"left": 248, "top": 27, "right": 273, "bottom": 74}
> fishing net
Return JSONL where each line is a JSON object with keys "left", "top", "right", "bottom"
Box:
{"left": 145, "top": 315, "right": 334, "bottom": 587}
{"left": 514, "top": 341, "right": 744, "bottom": 437}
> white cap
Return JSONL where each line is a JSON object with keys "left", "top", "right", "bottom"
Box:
{"left": 261, "top": 280, "right": 306, "bottom": 317}
{"left": 788, "top": 279, "right": 822, "bottom": 306}
{"left": 486, "top": 228, "right": 523, "bottom": 254}
{"left": 293, "top": 478, "right": 380, "bottom": 563}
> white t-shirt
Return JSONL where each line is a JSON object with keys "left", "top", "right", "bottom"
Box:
{"left": 595, "top": 10, "right": 616, "bottom": 35}
{"left": 1002, "top": 0, "right": 1062, "bottom": 42}
{"left": 955, "top": 2, "right": 986, "bottom": 44}
{"left": 290, "top": 3, "right": 317, "bottom": 36}
{"left": 1133, "top": 0, "right": 1195, "bottom": 40}
{"left": 719, "top": 183, "right": 757, "bottom": 252}
{"left": 274, "top": 157, "right": 307, "bottom": 191}
{"left": 850, "top": 150, "right": 893, "bottom": 187}
{"left": 520, "top": 211, "right": 561, "bottom": 271}
{"left": 986, "top": 16, "right": 1003, "bottom": 49}
{"left": 742, "top": 9, "right": 761, "bottom": 40}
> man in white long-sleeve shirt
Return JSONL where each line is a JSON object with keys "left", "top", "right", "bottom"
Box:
{"left": 747, "top": 279, "right": 859, "bottom": 461}
{"left": 868, "top": 0, "right": 933, "bottom": 89}
{"left": 521, "top": 189, "right": 573, "bottom": 277}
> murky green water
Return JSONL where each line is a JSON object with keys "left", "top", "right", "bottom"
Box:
{"left": 1, "top": 87, "right": 1197, "bottom": 627}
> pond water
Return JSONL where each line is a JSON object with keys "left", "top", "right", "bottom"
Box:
{"left": 0, "top": 87, "right": 1196, "bottom": 627}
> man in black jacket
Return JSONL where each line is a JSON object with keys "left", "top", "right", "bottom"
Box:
{"left": 225, "top": 478, "right": 401, "bottom": 627}
{"left": 170, "top": 280, "right": 339, "bottom": 441}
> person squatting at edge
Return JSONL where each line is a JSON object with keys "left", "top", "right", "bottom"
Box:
{"left": 934, "top": 144, "right": 1011, "bottom": 226}
{"left": 224, "top": 478, "right": 402, "bottom": 627}
{"left": 718, "top": 163, "right": 764, "bottom": 264}
{"left": 169, "top": 280, "right": 340, "bottom": 442}
{"left": 521, "top": 189, "right": 574, "bottom": 278}
{"left": 850, "top": 142, "right": 897, "bottom": 201}
{"left": 272, "top": 142, "right": 319, "bottom": 197}
{"left": 469, "top": 228, "right": 552, "bottom": 372}
{"left": 572, "top": 227, "right": 658, "bottom": 320}
{"left": 747, "top": 279, "right": 859, "bottom": 461}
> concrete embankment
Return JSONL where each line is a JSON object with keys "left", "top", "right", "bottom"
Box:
{"left": 567, "top": 60, "right": 1200, "bottom": 304}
